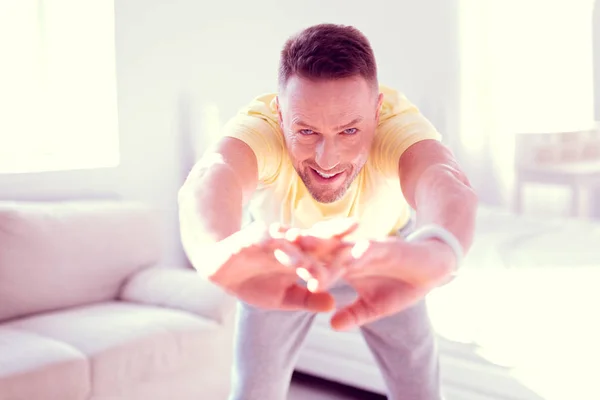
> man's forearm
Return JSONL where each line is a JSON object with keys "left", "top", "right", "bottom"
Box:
{"left": 412, "top": 163, "right": 478, "bottom": 254}
{"left": 178, "top": 163, "right": 245, "bottom": 276}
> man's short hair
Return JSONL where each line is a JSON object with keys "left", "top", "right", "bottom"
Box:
{"left": 278, "top": 24, "right": 378, "bottom": 90}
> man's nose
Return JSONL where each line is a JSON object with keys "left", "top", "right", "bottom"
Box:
{"left": 315, "top": 138, "right": 340, "bottom": 171}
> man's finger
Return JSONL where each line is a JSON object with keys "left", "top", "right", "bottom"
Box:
{"left": 330, "top": 218, "right": 359, "bottom": 239}
{"left": 293, "top": 235, "right": 337, "bottom": 251}
{"left": 314, "top": 245, "right": 354, "bottom": 291}
{"left": 309, "top": 244, "right": 368, "bottom": 292}
{"left": 281, "top": 284, "right": 336, "bottom": 312}
{"left": 287, "top": 219, "right": 358, "bottom": 264}
{"left": 330, "top": 297, "right": 375, "bottom": 331}
{"left": 334, "top": 240, "right": 378, "bottom": 278}
{"left": 330, "top": 284, "right": 426, "bottom": 331}
{"left": 293, "top": 236, "right": 345, "bottom": 264}
{"left": 266, "top": 238, "right": 329, "bottom": 285}
{"left": 267, "top": 222, "right": 289, "bottom": 238}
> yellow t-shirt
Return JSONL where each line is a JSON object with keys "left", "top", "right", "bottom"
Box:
{"left": 222, "top": 85, "right": 442, "bottom": 240}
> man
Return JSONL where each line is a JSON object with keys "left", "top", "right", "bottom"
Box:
{"left": 178, "top": 24, "right": 477, "bottom": 400}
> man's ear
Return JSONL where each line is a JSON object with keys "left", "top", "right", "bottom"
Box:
{"left": 275, "top": 96, "right": 283, "bottom": 127}
{"left": 375, "top": 92, "right": 384, "bottom": 123}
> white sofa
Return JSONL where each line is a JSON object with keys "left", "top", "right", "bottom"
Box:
{"left": 0, "top": 200, "right": 236, "bottom": 400}
{"left": 296, "top": 206, "right": 600, "bottom": 400}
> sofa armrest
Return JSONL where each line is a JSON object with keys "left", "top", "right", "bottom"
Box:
{"left": 118, "top": 266, "right": 236, "bottom": 325}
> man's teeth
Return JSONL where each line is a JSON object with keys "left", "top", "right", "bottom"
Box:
{"left": 315, "top": 170, "right": 337, "bottom": 178}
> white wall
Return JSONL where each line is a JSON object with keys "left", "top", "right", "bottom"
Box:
{"left": 0, "top": 0, "right": 460, "bottom": 266}
{"left": 595, "top": 0, "right": 600, "bottom": 121}
{"left": 115, "top": 0, "right": 460, "bottom": 144}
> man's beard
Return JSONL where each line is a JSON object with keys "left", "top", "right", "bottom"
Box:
{"left": 296, "top": 164, "right": 361, "bottom": 204}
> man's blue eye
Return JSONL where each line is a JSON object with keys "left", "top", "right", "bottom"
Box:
{"left": 299, "top": 129, "right": 314, "bottom": 135}
{"left": 343, "top": 128, "right": 358, "bottom": 135}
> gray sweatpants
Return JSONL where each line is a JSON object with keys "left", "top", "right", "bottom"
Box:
{"left": 227, "top": 218, "right": 442, "bottom": 399}
{"left": 228, "top": 285, "right": 441, "bottom": 400}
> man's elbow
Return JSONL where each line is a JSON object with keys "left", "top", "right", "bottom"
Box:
{"left": 438, "top": 164, "right": 478, "bottom": 209}
{"left": 419, "top": 163, "right": 476, "bottom": 197}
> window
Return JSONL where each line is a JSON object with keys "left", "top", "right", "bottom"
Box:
{"left": 459, "top": 0, "right": 596, "bottom": 203}
{"left": 0, "top": 0, "right": 119, "bottom": 174}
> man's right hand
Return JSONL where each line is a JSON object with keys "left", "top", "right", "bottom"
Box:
{"left": 181, "top": 137, "right": 358, "bottom": 312}
{"left": 206, "top": 222, "right": 338, "bottom": 312}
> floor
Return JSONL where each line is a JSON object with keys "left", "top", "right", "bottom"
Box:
{"left": 288, "top": 372, "right": 386, "bottom": 400}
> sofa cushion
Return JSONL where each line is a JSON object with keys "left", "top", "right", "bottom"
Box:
{"left": 119, "top": 266, "right": 236, "bottom": 325}
{"left": 0, "top": 201, "right": 161, "bottom": 322}
{"left": 0, "top": 327, "right": 90, "bottom": 400}
{"left": 4, "top": 301, "right": 233, "bottom": 398}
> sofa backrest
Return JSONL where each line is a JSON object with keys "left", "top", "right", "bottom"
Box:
{"left": 0, "top": 200, "right": 162, "bottom": 322}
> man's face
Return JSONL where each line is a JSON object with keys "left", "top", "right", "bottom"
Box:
{"left": 277, "top": 76, "right": 383, "bottom": 203}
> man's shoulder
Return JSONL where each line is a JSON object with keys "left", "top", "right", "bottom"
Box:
{"left": 377, "top": 84, "right": 417, "bottom": 122}
{"left": 223, "top": 91, "right": 282, "bottom": 139}
{"left": 238, "top": 92, "right": 279, "bottom": 123}
{"left": 221, "top": 91, "right": 287, "bottom": 184}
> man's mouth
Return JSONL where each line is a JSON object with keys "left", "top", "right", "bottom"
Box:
{"left": 310, "top": 167, "right": 345, "bottom": 182}
{"left": 314, "top": 169, "right": 340, "bottom": 179}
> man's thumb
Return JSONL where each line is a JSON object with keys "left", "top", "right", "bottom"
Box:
{"left": 281, "top": 285, "right": 335, "bottom": 312}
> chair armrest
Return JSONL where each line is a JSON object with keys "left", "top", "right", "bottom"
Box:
{"left": 118, "top": 266, "right": 236, "bottom": 325}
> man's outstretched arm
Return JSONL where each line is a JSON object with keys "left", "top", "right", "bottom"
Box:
{"left": 326, "top": 138, "right": 478, "bottom": 330}
{"left": 178, "top": 137, "right": 259, "bottom": 276}
{"left": 399, "top": 139, "right": 478, "bottom": 267}
{"left": 178, "top": 136, "right": 345, "bottom": 311}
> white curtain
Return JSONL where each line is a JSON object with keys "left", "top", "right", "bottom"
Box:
{"left": 459, "top": 0, "right": 596, "bottom": 206}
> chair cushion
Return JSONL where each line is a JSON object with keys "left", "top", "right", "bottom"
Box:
{"left": 0, "top": 200, "right": 161, "bottom": 322}
{"left": 0, "top": 327, "right": 89, "bottom": 400}
{"left": 4, "top": 301, "right": 230, "bottom": 398}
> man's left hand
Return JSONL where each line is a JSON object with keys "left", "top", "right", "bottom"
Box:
{"left": 328, "top": 237, "right": 457, "bottom": 331}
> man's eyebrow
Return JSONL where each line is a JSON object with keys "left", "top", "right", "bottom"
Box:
{"left": 293, "top": 117, "right": 364, "bottom": 132}
{"left": 293, "top": 120, "right": 319, "bottom": 131}
{"left": 334, "top": 117, "right": 363, "bottom": 131}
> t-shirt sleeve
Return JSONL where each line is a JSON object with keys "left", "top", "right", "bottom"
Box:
{"left": 221, "top": 96, "right": 284, "bottom": 185}
{"left": 371, "top": 86, "right": 442, "bottom": 178}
